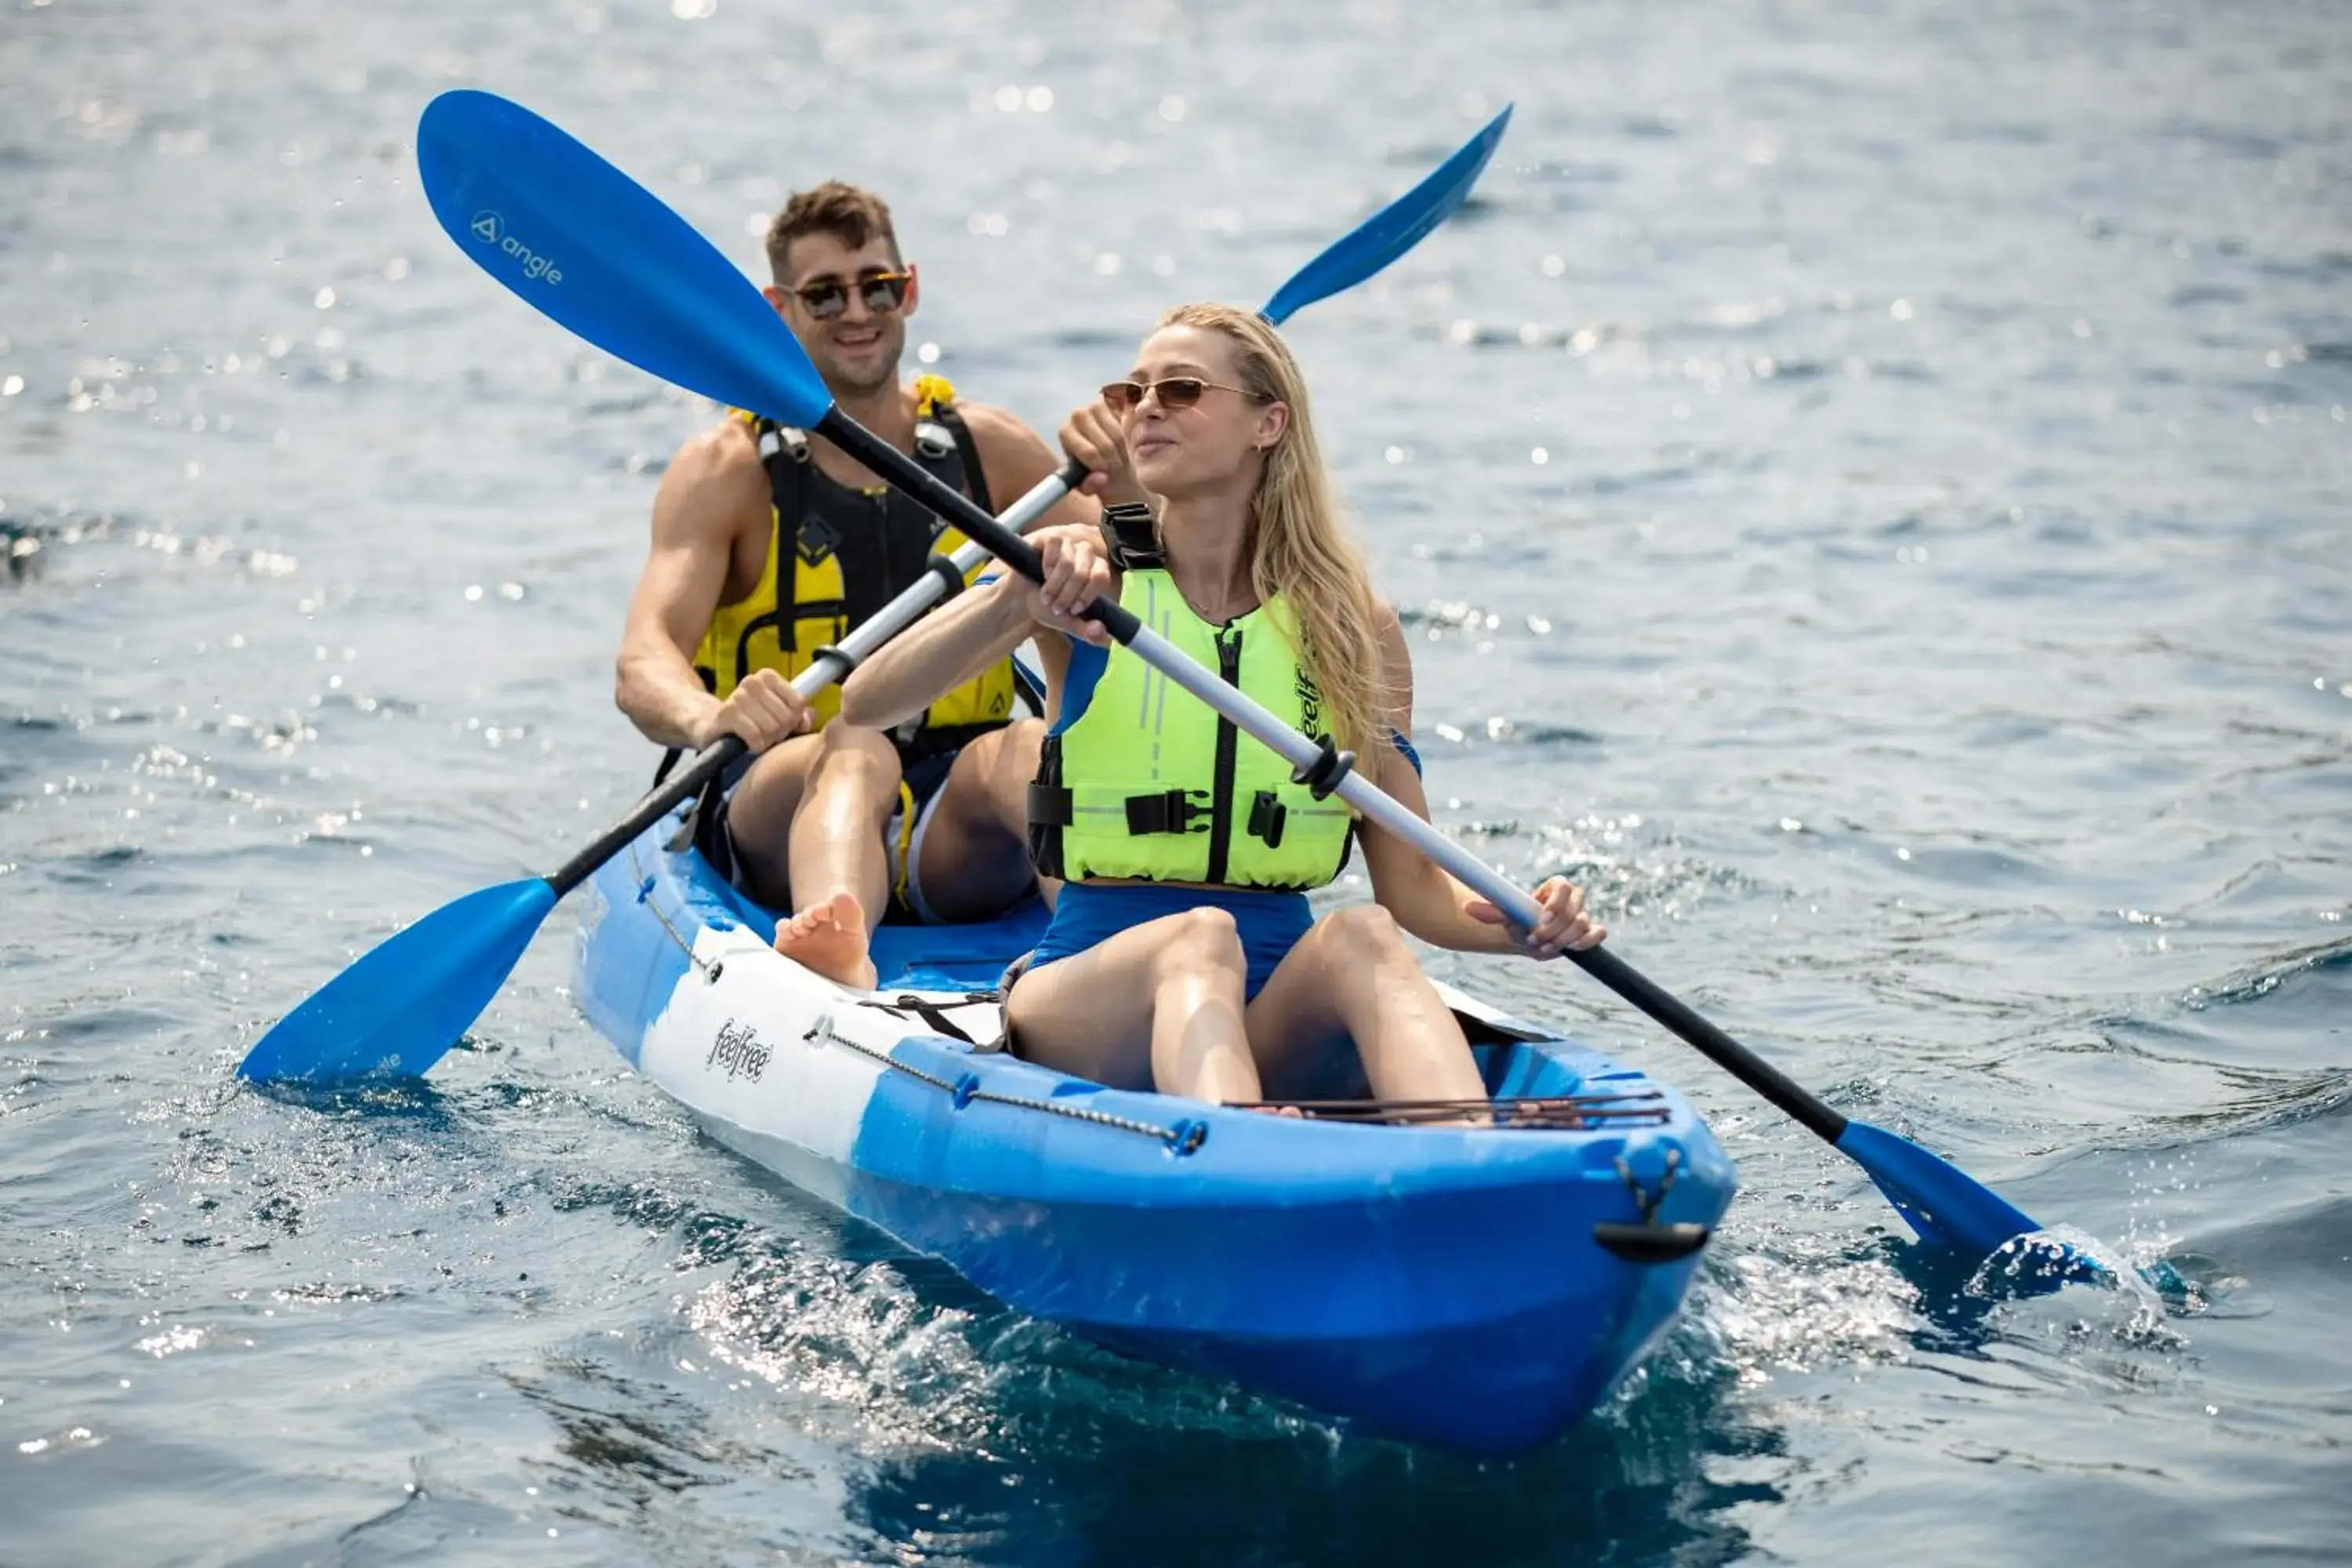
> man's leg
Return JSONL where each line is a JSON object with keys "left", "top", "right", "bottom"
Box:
{"left": 728, "top": 721, "right": 902, "bottom": 988}
{"left": 908, "top": 720, "right": 1053, "bottom": 923}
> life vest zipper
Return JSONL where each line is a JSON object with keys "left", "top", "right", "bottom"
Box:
{"left": 1203, "top": 624, "right": 1243, "bottom": 884}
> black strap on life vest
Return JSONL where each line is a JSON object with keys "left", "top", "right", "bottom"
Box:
{"left": 1102, "top": 503, "right": 1162, "bottom": 568}
{"left": 735, "top": 400, "right": 1006, "bottom": 770}
{"left": 755, "top": 400, "right": 996, "bottom": 657}
{"left": 938, "top": 404, "right": 995, "bottom": 517}
{"left": 1027, "top": 735, "right": 1069, "bottom": 880}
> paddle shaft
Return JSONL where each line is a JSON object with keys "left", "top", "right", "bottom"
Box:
{"left": 544, "top": 457, "right": 1087, "bottom": 898}
{"left": 815, "top": 409, "right": 1857, "bottom": 1149}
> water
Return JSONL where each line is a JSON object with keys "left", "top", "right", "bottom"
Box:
{"left": 5, "top": 0, "right": 2347, "bottom": 1560}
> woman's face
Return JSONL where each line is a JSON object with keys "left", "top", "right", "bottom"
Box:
{"left": 1117, "top": 325, "right": 1289, "bottom": 499}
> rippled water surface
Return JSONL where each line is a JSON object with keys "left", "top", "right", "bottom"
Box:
{"left": 5, "top": 1, "right": 2349, "bottom": 1562}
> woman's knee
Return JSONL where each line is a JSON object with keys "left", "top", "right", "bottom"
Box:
{"left": 1152, "top": 906, "right": 1247, "bottom": 983}
{"left": 1321, "top": 902, "right": 1410, "bottom": 963}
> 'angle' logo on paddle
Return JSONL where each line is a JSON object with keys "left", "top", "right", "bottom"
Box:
{"left": 469, "top": 210, "right": 564, "bottom": 285}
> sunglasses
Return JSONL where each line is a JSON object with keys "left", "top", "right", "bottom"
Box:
{"left": 1099, "top": 376, "right": 1262, "bottom": 413}
{"left": 789, "top": 270, "right": 912, "bottom": 320}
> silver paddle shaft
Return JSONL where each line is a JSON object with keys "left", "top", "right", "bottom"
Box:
{"left": 785, "top": 467, "right": 1074, "bottom": 701}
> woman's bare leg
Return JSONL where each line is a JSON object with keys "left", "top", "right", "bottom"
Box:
{"left": 1007, "top": 907, "right": 1259, "bottom": 1102}
{"left": 1244, "top": 904, "right": 1487, "bottom": 1105}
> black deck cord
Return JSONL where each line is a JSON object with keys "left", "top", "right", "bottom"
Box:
{"left": 1227, "top": 1093, "right": 1675, "bottom": 1128}
{"left": 855, "top": 993, "right": 1007, "bottom": 1052}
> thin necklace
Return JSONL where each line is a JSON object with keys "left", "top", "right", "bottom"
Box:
{"left": 1174, "top": 576, "right": 1258, "bottom": 626}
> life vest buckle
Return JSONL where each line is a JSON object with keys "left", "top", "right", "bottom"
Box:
{"left": 913, "top": 419, "right": 956, "bottom": 461}
{"left": 1124, "top": 788, "right": 1207, "bottom": 835}
{"left": 1247, "top": 789, "right": 1287, "bottom": 849}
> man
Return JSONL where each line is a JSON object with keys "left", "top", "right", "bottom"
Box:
{"left": 615, "top": 181, "right": 1090, "bottom": 988}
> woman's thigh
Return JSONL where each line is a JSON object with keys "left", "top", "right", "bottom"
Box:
{"left": 1006, "top": 911, "right": 1229, "bottom": 1091}
{"left": 1241, "top": 918, "right": 1374, "bottom": 1102}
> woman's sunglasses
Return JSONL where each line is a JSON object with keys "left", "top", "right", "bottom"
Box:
{"left": 1099, "top": 376, "right": 1261, "bottom": 413}
{"left": 789, "top": 270, "right": 912, "bottom": 321}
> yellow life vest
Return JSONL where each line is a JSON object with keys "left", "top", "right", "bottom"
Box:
{"left": 1028, "top": 546, "right": 1356, "bottom": 891}
{"left": 691, "top": 376, "right": 1017, "bottom": 753}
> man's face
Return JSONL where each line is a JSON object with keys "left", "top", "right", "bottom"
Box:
{"left": 766, "top": 230, "right": 915, "bottom": 399}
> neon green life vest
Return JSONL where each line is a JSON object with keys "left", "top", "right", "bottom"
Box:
{"left": 1028, "top": 563, "right": 1356, "bottom": 890}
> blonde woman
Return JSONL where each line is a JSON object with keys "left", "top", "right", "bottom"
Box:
{"left": 840, "top": 303, "right": 1604, "bottom": 1105}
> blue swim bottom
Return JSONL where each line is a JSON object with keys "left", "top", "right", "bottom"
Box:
{"left": 1023, "top": 883, "right": 1313, "bottom": 1000}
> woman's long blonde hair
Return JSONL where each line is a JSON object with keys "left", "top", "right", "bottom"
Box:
{"left": 1156, "top": 302, "right": 1388, "bottom": 754}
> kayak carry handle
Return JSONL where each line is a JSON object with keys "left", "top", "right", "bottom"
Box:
{"left": 1591, "top": 1221, "right": 1712, "bottom": 1265}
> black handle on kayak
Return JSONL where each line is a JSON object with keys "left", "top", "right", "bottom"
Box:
{"left": 1592, "top": 1221, "right": 1713, "bottom": 1265}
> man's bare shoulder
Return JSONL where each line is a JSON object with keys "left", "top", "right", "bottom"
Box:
{"left": 654, "top": 416, "right": 770, "bottom": 539}
{"left": 667, "top": 416, "right": 767, "bottom": 485}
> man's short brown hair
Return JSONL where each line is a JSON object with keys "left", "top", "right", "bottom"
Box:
{"left": 764, "top": 182, "right": 898, "bottom": 283}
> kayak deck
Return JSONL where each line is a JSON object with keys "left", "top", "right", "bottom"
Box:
{"left": 573, "top": 812, "right": 1735, "bottom": 1456}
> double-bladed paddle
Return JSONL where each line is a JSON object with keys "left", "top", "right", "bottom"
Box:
{"left": 234, "top": 91, "right": 1512, "bottom": 1085}
{"left": 401, "top": 93, "right": 2104, "bottom": 1282}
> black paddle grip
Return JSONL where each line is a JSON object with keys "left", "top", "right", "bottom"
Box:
{"left": 821, "top": 412, "right": 1145, "bottom": 645}
{"left": 1567, "top": 945, "right": 1849, "bottom": 1145}
{"left": 550, "top": 734, "right": 747, "bottom": 897}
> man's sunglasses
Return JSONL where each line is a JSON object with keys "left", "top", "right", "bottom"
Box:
{"left": 789, "top": 270, "right": 912, "bottom": 320}
{"left": 1099, "top": 376, "right": 1261, "bottom": 413}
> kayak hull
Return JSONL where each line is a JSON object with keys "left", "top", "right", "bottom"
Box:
{"left": 574, "top": 814, "right": 1734, "bottom": 1457}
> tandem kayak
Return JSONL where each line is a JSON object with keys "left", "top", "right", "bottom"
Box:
{"left": 572, "top": 811, "right": 1736, "bottom": 1457}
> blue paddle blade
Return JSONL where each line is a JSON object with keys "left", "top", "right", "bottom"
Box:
{"left": 1837, "top": 1119, "right": 2107, "bottom": 1282}
{"left": 1261, "top": 103, "right": 1512, "bottom": 326}
{"left": 236, "top": 877, "right": 559, "bottom": 1083}
{"left": 415, "top": 90, "right": 835, "bottom": 430}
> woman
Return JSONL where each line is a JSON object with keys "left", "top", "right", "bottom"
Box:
{"left": 840, "top": 303, "right": 1604, "bottom": 1107}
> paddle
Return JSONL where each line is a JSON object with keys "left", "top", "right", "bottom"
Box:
{"left": 233, "top": 92, "right": 1512, "bottom": 1086}
{"left": 405, "top": 93, "right": 2104, "bottom": 1281}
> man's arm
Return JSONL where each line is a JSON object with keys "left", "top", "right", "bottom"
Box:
{"left": 843, "top": 524, "right": 1114, "bottom": 730}
{"left": 615, "top": 422, "right": 811, "bottom": 752}
{"left": 955, "top": 401, "right": 1102, "bottom": 534}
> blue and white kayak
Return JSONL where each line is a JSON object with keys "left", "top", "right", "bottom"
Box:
{"left": 572, "top": 811, "right": 1736, "bottom": 1457}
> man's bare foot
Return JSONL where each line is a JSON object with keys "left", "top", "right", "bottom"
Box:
{"left": 771, "top": 891, "right": 877, "bottom": 989}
